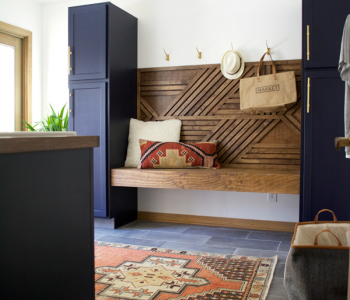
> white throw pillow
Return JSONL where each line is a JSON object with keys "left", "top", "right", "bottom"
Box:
{"left": 124, "top": 118, "right": 182, "bottom": 167}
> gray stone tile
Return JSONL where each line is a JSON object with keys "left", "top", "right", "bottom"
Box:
{"left": 274, "top": 261, "right": 286, "bottom": 279}
{"left": 139, "top": 231, "right": 211, "bottom": 244}
{"left": 94, "top": 228, "right": 147, "bottom": 238}
{"left": 206, "top": 236, "right": 280, "bottom": 251}
{"left": 233, "top": 248, "right": 289, "bottom": 262}
{"left": 268, "top": 278, "right": 288, "bottom": 298}
{"left": 120, "top": 220, "right": 189, "bottom": 233}
{"left": 183, "top": 227, "right": 250, "bottom": 239}
{"left": 94, "top": 234, "right": 104, "bottom": 239}
{"left": 278, "top": 242, "right": 291, "bottom": 252}
{"left": 266, "top": 295, "right": 288, "bottom": 300}
{"left": 161, "top": 241, "right": 236, "bottom": 254}
{"left": 95, "top": 235, "right": 166, "bottom": 247}
{"left": 247, "top": 231, "right": 293, "bottom": 242}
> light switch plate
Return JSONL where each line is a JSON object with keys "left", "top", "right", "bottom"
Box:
{"left": 267, "top": 193, "right": 277, "bottom": 202}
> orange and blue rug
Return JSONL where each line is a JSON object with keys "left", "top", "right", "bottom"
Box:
{"left": 94, "top": 242, "right": 277, "bottom": 300}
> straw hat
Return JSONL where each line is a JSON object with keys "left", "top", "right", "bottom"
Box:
{"left": 221, "top": 50, "right": 245, "bottom": 80}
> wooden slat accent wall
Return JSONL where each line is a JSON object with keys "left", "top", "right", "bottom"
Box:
{"left": 138, "top": 60, "right": 301, "bottom": 169}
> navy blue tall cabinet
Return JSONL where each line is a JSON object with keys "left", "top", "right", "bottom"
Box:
{"left": 68, "top": 2, "right": 138, "bottom": 226}
{"left": 301, "top": 0, "right": 350, "bottom": 221}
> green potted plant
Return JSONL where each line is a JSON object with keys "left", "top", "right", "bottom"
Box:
{"left": 23, "top": 104, "right": 68, "bottom": 131}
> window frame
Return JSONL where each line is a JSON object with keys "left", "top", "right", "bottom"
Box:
{"left": 0, "top": 21, "right": 32, "bottom": 131}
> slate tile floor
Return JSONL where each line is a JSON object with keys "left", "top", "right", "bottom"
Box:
{"left": 95, "top": 220, "right": 291, "bottom": 300}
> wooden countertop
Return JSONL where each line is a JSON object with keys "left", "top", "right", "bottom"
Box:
{"left": 0, "top": 136, "right": 99, "bottom": 154}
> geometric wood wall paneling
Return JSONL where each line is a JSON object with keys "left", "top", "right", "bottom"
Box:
{"left": 138, "top": 60, "right": 301, "bottom": 170}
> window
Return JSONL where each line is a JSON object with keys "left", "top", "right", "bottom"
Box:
{"left": 0, "top": 21, "right": 32, "bottom": 132}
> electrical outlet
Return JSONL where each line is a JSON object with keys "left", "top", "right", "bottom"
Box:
{"left": 267, "top": 193, "right": 277, "bottom": 202}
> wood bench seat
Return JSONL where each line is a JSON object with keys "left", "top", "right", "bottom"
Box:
{"left": 111, "top": 167, "right": 300, "bottom": 194}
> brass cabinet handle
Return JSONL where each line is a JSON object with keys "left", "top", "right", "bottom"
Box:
{"left": 68, "top": 89, "right": 72, "bottom": 117}
{"left": 307, "top": 25, "right": 310, "bottom": 61}
{"left": 68, "top": 46, "right": 72, "bottom": 75}
{"left": 307, "top": 77, "right": 310, "bottom": 113}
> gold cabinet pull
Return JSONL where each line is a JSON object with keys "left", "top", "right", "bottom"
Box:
{"left": 68, "top": 89, "right": 71, "bottom": 117}
{"left": 307, "top": 25, "right": 310, "bottom": 61}
{"left": 68, "top": 46, "right": 72, "bottom": 74}
{"left": 307, "top": 77, "right": 310, "bottom": 113}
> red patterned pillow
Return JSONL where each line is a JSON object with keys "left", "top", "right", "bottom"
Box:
{"left": 137, "top": 139, "right": 221, "bottom": 169}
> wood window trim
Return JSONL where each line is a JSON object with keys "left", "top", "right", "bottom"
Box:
{"left": 0, "top": 21, "right": 32, "bottom": 130}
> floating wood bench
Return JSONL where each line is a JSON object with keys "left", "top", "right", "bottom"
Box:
{"left": 111, "top": 167, "right": 300, "bottom": 194}
{"left": 112, "top": 60, "right": 301, "bottom": 195}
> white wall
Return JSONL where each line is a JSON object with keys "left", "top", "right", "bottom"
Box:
{"left": 0, "top": 0, "right": 42, "bottom": 125}
{"left": 42, "top": 0, "right": 302, "bottom": 222}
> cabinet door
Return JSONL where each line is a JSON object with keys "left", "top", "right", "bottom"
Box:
{"left": 69, "top": 82, "right": 107, "bottom": 217}
{"left": 301, "top": 69, "right": 350, "bottom": 221}
{"left": 303, "top": 0, "right": 350, "bottom": 68}
{"left": 68, "top": 4, "right": 107, "bottom": 81}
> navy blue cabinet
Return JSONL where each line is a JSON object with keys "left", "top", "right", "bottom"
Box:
{"left": 303, "top": 0, "right": 350, "bottom": 69}
{"left": 68, "top": 4, "right": 107, "bottom": 80}
{"left": 68, "top": 82, "right": 107, "bottom": 217}
{"left": 301, "top": 0, "right": 350, "bottom": 221}
{"left": 301, "top": 70, "right": 350, "bottom": 221}
{"left": 68, "top": 2, "right": 137, "bottom": 226}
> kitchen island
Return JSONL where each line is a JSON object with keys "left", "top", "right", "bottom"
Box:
{"left": 0, "top": 135, "right": 99, "bottom": 300}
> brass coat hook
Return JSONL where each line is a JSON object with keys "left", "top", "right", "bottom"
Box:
{"left": 163, "top": 48, "right": 169, "bottom": 61}
{"left": 196, "top": 45, "right": 202, "bottom": 59}
{"left": 266, "top": 40, "right": 271, "bottom": 55}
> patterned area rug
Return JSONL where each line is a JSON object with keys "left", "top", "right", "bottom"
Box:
{"left": 94, "top": 242, "right": 277, "bottom": 300}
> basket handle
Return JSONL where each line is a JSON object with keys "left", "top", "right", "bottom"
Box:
{"left": 314, "top": 209, "right": 338, "bottom": 223}
{"left": 313, "top": 229, "right": 342, "bottom": 246}
{"left": 256, "top": 52, "right": 277, "bottom": 83}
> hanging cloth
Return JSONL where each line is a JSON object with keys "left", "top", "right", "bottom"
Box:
{"left": 339, "top": 14, "right": 350, "bottom": 158}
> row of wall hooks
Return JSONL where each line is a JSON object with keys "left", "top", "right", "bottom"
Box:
{"left": 163, "top": 41, "right": 271, "bottom": 61}
{"left": 163, "top": 46, "right": 202, "bottom": 61}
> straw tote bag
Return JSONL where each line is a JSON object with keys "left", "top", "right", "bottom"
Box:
{"left": 240, "top": 53, "right": 297, "bottom": 114}
{"left": 284, "top": 209, "right": 350, "bottom": 300}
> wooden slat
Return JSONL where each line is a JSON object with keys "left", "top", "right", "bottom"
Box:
{"left": 198, "top": 66, "right": 254, "bottom": 116}
{"left": 141, "top": 85, "right": 187, "bottom": 91}
{"left": 254, "top": 143, "right": 300, "bottom": 148}
{"left": 181, "top": 130, "right": 211, "bottom": 136}
{"left": 141, "top": 80, "right": 189, "bottom": 86}
{"left": 279, "top": 114, "right": 301, "bottom": 136}
{"left": 231, "top": 120, "right": 281, "bottom": 164}
{"left": 140, "top": 102, "right": 153, "bottom": 122}
{"left": 217, "top": 120, "right": 250, "bottom": 155}
{"left": 250, "top": 148, "right": 300, "bottom": 154}
{"left": 178, "top": 69, "right": 222, "bottom": 116}
{"left": 244, "top": 153, "right": 300, "bottom": 159}
{"left": 159, "top": 68, "right": 208, "bottom": 116}
{"left": 137, "top": 70, "right": 141, "bottom": 119}
{"left": 187, "top": 76, "right": 227, "bottom": 116}
{"left": 156, "top": 115, "right": 279, "bottom": 120}
{"left": 182, "top": 125, "right": 215, "bottom": 131}
{"left": 111, "top": 167, "right": 300, "bottom": 194}
{"left": 140, "top": 97, "right": 159, "bottom": 119}
{"left": 202, "top": 119, "right": 233, "bottom": 142}
{"left": 219, "top": 120, "right": 262, "bottom": 162}
{"left": 239, "top": 159, "right": 300, "bottom": 165}
{"left": 180, "top": 136, "right": 205, "bottom": 141}
{"left": 165, "top": 68, "right": 215, "bottom": 116}
{"left": 141, "top": 91, "right": 180, "bottom": 96}
{"left": 182, "top": 121, "right": 219, "bottom": 126}
{"left": 208, "top": 67, "right": 256, "bottom": 116}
